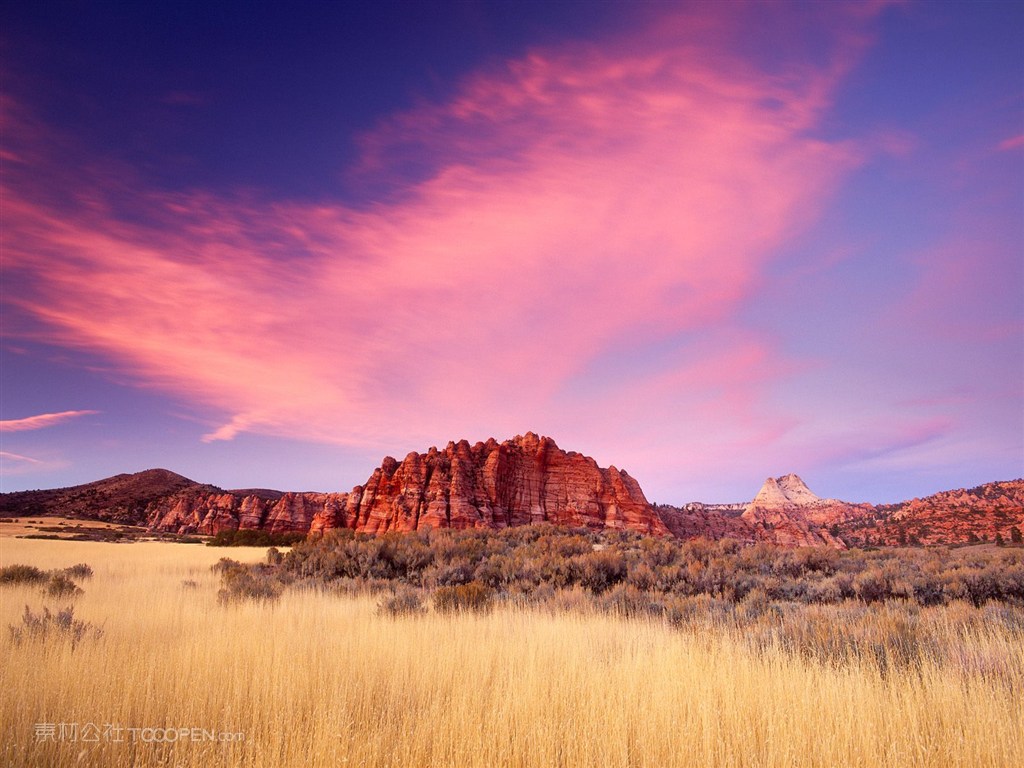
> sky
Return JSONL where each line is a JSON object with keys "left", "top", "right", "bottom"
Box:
{"left": 1, "top": 0, "right": 1021, "bottom": 505}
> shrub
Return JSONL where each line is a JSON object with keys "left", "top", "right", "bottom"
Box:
{"left": 62, "top": 563, "right": 94, "bottom": 579}
{"left": 911, "top": 575, "right": 947, "bottom": 607}
{"left": 44, "top": 573, "right": 83, "bottom": 598}
{"left": 540, "top": 586, "right": 593, "bottom": 615}
{"left": 600, "top": 583, "right": 659, "bottom": 618}
{"left": 377, "top": 586, "right": 426, "bottom": 617}
{"left": 214, "top": 560, "right": 283, "bottom": 603}
{"left": 854, "top": 568, "right": 892, "bottom": 603}
{"left": 0, "top": 564, "right": 48, "bottom": 585}
{"left": 433, "top": 582, "right": 495, "bottom": 613}
{"left": 579, "top": 550, "right": 627, "bottom": 593}
{"left": 9, "top": 605, "right": 102, "bottom": 649}
{"left": 806, "top": 577, "right": 843, "bottom": 605}
{"left": 626, "top": 563, "right": 657, "bottom": 591}
{"left": 738, "top": 587, "right": 771, "bottom": 620}
{"left": 425, "top": 559, "right": 476, "bottom": 588}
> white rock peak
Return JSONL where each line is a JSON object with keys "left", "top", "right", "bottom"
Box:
{"left": 751, "top": 474, "right": 821, "bottom": 507}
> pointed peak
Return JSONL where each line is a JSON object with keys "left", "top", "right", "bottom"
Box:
{"left": 775, "top": 474, "right": 819, "bottom": 503}
{"left": 752, "top": 474, "right": 820, "bottom": 506}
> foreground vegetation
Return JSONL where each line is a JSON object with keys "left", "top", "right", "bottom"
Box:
{"left": 261, "top": 525, "right": 1024, "bottom": 610}
{"left": 1, "top": 537, "right": 1022, "bottom": 767}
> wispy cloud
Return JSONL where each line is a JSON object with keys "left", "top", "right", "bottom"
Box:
{"left": 0, "top": 450, "right": 43, "bottom": 464}
{"left": 998, "top": 134, "right": 1024, "bottom": 152}
{"left": 0, "top": 410, "right": 99, "bottom": 432}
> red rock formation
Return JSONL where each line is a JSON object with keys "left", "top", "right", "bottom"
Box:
{"left": 657, "top": 476, "right": 862, "bottom": 549}
{"left": 655, "top": 503, "right": 755, "bottom": 542}
{"left": 148, "top": 489, "right": 348, "bottom": 535}
{"left": 740, "top": 475, "right": 856, "bottom": 548}
{"left": 310, "top": 432, "right": 669, "bottom": 536}
{"left": 143, "top": 433, "right": 668, "bottom": 537}
{"left": 838, "top": 479, "right": 1024, "bottom": 546}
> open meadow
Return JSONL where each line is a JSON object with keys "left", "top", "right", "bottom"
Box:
{"left": 1, "top": 536, "right": 1022, "bottom": 768}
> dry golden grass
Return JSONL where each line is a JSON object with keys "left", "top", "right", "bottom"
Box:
{"left": 1, "top": 538, "right": 1022, "bottom": 767}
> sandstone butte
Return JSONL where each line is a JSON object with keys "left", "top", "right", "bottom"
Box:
{"left": 151, "top": 432, "right": 670, "bottom": 538}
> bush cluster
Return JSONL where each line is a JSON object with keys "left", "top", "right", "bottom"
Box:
{"left": 8, "top": 605, "right": 103, "bottom": 649}
{"left": 213, "top": 558, "right": 290, "bottom": 603}
{"left": 280, "top": 527, "right": 1024, "bottom": 610}
{"left": 206, "top": 529, "right": 306, "bottom": 547}
{"left": 61, "top": 563, "right": 94, "bottom": 580}
{"left": 1, "top": 562, "right": 92, "bottom": 598}
{"left": 0, "top": 564, "right": 49, "bottom": 585}
{"left": 377, "top": 585, "right": 426, "bottom": 617}
{"left": 43, "top": 573, "right": 83, "bottom": 598}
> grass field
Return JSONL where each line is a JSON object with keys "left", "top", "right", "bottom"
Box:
{"left": 1, "top": 537, "right": 1022, "bottom": 767}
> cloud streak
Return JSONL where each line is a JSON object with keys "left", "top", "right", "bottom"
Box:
{"left": 0, "top": 410, "right": 99, "bottom": 432}
{"left": 0, "top": 450, "right": 43, "bottom": 464}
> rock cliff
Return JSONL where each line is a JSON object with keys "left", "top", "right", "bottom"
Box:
{"left": 147, "top": 433, "right": 669, "bottom": 537}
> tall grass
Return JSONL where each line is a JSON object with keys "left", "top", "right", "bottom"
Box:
{"left": 1, "top": 539, "right": 1021, "bottom": 767}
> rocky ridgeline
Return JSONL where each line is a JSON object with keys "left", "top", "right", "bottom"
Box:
{"left": 2, "top": 435, "right": 1020, "bottom": 548}
{"left": 839, "top": 480, "right": 1024, "bottom": 546}
{"left": 150, "top": 433, "right": 668, "bottom": 537}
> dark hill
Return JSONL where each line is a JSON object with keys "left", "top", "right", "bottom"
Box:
{"left": 0, "top": 468, "right": 215, "bottom": 524}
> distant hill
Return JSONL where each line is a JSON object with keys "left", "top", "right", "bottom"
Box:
{"left": 0, "top": 469, "right": 214, "bottom": 524}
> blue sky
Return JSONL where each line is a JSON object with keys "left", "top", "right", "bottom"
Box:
{"left": 1, "top": 1, "right": 1021, "bottom": 504}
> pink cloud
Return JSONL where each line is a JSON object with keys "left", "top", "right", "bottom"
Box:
{"left": 0, "top": 5, "right": 878, "bottom": 467}
{"left": 998, "top": 134, "right": 1024, "bottom": 151}
{"left": 0, "top": 410, "right": 100, "bottom": 432}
